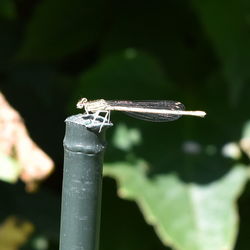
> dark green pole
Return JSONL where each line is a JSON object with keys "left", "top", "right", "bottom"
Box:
{"left": 59, "top": 114, "right": 112, "bottom": 250}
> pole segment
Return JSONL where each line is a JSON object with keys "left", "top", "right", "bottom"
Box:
{"left": 60, "top": 114, "right": 112, "bottom": 250}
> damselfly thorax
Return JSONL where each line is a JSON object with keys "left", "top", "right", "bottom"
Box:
{"left": 76, "top": 98, "right": 110, "bottom": 112}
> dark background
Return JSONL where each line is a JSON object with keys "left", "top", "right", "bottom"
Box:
{"left": 1, "top": 0, "right": 250, "bottom": 249}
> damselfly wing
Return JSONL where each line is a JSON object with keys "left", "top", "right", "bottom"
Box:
{"left": 105, "top": 100, "right": 185, "bottom": 122}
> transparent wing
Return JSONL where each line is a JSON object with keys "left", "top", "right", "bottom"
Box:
{"left": 106, "top": 100, "right": 185, "bottom": 122}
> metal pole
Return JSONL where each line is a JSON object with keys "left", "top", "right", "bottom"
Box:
{"left": 59, "top": 114, "right": 112, "bottom": 250}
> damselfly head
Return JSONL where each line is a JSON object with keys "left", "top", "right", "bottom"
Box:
{"left": 76, "top": 98, "right": 88, "bottom": 109}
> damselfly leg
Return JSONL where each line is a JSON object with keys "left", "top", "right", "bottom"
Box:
{"left": 90, "top": 110, "right": 111, "bottom": 132}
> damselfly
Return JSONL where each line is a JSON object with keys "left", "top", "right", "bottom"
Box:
{"left": 76, "top": 98, "right": 206, "bottom": 131}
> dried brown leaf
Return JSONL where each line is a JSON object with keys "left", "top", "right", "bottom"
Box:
{"left": 0, "top": 92, "right": 54, "bottom": 190}
{"left": 0, "top": 216, "right": 34, "bottom": 250}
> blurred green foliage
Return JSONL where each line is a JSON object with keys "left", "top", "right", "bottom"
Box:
{"left": 1, "top": 0, "right": 250, "bottom": 249}
{"left": 0, "top": 152, "right": 20, "bottom": 183}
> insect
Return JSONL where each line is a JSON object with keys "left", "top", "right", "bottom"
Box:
{"left": 76, "top": 98, "right": 206, "bottom": 131}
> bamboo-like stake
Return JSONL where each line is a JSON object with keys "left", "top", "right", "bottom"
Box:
{"left": 59, "top": 114, "right": 112, "bottom": 250}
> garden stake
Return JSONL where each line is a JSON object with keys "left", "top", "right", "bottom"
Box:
{"left": 59, "top": 114, "right": 112, "bottom": 250}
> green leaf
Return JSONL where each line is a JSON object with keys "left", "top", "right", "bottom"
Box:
{"left": 17, "top": 0, "right": 104, "bottom": 61}
{"left": 101, "top": 2, "right": 216, "bottom": 85}
{"left": 112, "top": 123, "right": 142, "bottom": 151}
{"left": 239, "top": 120, "right": 250, "bottom": 159}
{"left": 74, "top": 49, "right": 171, "bottom": 101}
{"left": 0, "top": 0, "right": 16, "bottom": 20}
{"left": 0, "top": 152, "right": 21, "bottom": 183}
{"left": 191, "top": 0, "right": 250, "bottom": 104}
{"left": 104, "top": 160, "right": 248, "bottom": 250}
{"left": 241, "top": 120, "right": 250, "bottom": 139}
